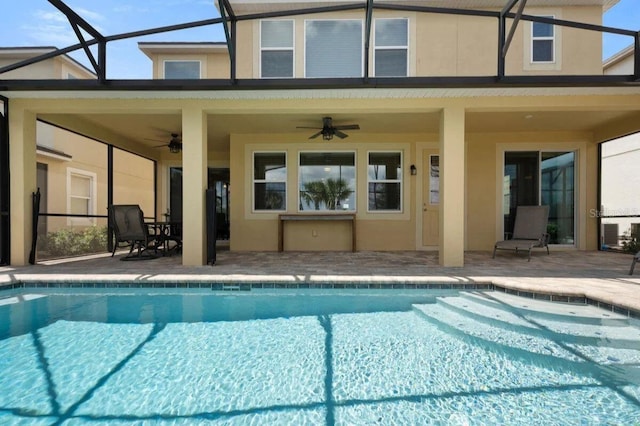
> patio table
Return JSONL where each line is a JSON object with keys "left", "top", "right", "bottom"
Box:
{"left": 146, "top": 221, "right": 182, "bottom": 256}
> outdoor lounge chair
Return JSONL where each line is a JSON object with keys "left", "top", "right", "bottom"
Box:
{"left": 108, "top": 204, "right": 158, "bottom": 260}
{"left": 630, "top": 252, "right": 640, "bottom": 275}
{"left": 493, "top": 205, "right": 550, "bottom": 262}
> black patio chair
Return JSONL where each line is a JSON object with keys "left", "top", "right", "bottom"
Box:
{"left": 108, "top": 204, "right": 158, "bottom": 260}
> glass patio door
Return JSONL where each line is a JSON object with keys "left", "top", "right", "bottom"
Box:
{"left": 503, "top": 151, "right": 575, "bottom": 245}
{"left": 170, "top": 167, "right": 230, "bottom": 240}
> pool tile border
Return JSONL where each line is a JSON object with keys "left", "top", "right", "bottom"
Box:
{"left": 1, "top": 280, "right": 639, "bottom": 320}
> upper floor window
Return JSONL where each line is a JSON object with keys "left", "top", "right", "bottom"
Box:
{"left": 164, "top": 60, "right": 201, "bottom": 79}
{"left": 305, "top": 20, "right": 363, "bottom": 78}
{"left": 254, "top": 152, "right": 287, "bottom": 211}
{"left": 368, "top": 152, "right": 402, "bottom": 211}
{"left": 374, "top": 18, "right": 408, "bottom": 77}
{"left": 299, "top": 152, "right": 356, "bottom": 211}
{"left": 67, "top": 168, "right": 97, "bottom": 226}
{"left": 531, "top": 17, "right": 554, "bottom": 63}
{"left": 261, "top": 20, "right": 294, "bottom": 78}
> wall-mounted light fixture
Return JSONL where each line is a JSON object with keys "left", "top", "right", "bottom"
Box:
{"left": 410, "top": 164, "right": 417, "bottom": 176}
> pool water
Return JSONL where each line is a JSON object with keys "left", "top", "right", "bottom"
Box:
{"left": 0, "top": 289, "right": 639, "bottom": 425}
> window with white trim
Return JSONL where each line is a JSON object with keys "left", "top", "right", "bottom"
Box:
{"left": 305, "top": 20, "right": 363, "bottom": 78}
{"left": 531, "top": 16, "right": 555, "bottom": 63}
{"left": 254, "top": 152, "right": 287, "bottom": 211}
{"left": 67, "top": 168, "right": 97, "bottom": 225}
{"left": 261, "top": 20, "right": 294, "bottom": 78}
{"left": 299, "top": 152, "right": 356, "bottom": 211}
{"left": 164, "top": 60, "right": 201, "bottom": 79}
{"left": 374, "top": 18, "right": 408, "bottom": 77}
{"left": 368, "top": 152, "right": 402, "bottom": 211}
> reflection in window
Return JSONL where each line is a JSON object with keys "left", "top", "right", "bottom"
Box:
{"left": 67, "top": 168, "right": 96, "bottom": 226}
{"left": 254, "top": 152, "right": 286, "bottom": 211}
{"left": 368, "top": 152, "right": 402, "bottom": 211}
{"left": 299, "top": 152, "right": 355, "bottom": 211}
{"left": 532, "top": 17, "right": 554, "bottom": 63}
{"left": 305, "top": 20, "right": 362, "bottom": 78}
{"left": 261, "top": 20, "right": 294, "bottom": 78}
{"left": 70, "top": 174, "right": 91, "bottom": 215}
{"left": 503, "top": 151, "right": 575, "bottom": 245}
{"left": 374, "top": 18, "right": 408, "bottom": 77}
{"left": 541, "top": 152, "right": 574, "bottom": 244}
{"left": 164, "top": 61, "right": 201, "bottom": 79}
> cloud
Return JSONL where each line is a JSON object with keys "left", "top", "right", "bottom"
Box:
{"left": 113, "top": 4, "right": 150, "bottom": 14}
{"left": 23, "top": 8, "right": 106, "bottom": 46}
{"left": 24, "top": 10, "right": 77, "bottom": 46}
{"left": 74, "top": 8, "right": 106, "bottom": 22}
{"left": 34, "top": 10, "right": 68, "bottom": 23}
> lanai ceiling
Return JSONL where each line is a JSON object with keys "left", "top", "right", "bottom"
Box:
{"left": 38, "top": 107, "right": 640, "bottom": 156}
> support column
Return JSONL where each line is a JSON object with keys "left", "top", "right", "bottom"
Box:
{"left": 439, "top": 106, "right": 465, "bottom": 267}
{"left": 181, "top": 107, "right": 207, "bottom": 266}
{"left": 9, "top": 105, "right": 37, "bottom": 265}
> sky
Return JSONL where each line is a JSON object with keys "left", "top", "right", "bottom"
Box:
{"left": 0, "top": 0, "right": 638, "bottom": 79}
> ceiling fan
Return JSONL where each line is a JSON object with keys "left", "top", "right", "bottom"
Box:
{"left": 147, "top": 133, "right": 183, "bottom": 154}
{"left": 297, "top": 117, "right": 360, "bottom": 140}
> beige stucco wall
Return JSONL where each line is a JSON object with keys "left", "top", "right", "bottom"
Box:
{"left": 6, "top": 93, "right": 636, "bottom": 265}
{"left": 0, "top": 55, "right": 95, "bottom": 80}
{"left": 604, "top": 45, "right": 634, "bottom": 76}
{"left": 233, "top": 6, "right": 604, "bottom": 79}
{"left": 36, "top": 128, "right": 108, "bottom": 231}
{"left": 35, "top": 123, "right": 155, "bottom": 233}
{"left": 466, "top": 131, "right": 598, "bottom": 251}
{"left": 113, "top": 149, "right": 155, "bottom": 215}
{"left": 230, "top": 133, "right": 418, "bottom": 252}
{"left": 150, "top": 52, "right": 231, "bottom": 79}
{"left": 0, "top": 60, "right": 54, "bottom": 79}
{"left": 605, "top": 57, "right": 634, "bottom": 75}
{"left": 228, "top": 126, "right": 600, "bottom": 253}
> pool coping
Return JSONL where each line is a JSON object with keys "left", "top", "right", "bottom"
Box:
{"left": 1, "top": 278, "right": 639, "bottom": 321}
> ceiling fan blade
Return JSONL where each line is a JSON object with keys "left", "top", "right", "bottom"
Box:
{"left": 152, "top": 144, "right": 168, "bottom": 148}
{"left": 145, "top": 138, "right": 166, "bottom": 143}
{"left": 333, "top": 129, "right": 349, "bottom": 139}
{"left": 296, "top": 126, "right": 322, "bottom": 130}
{"left": 334, "top": 124, "right": 360, "bottom": 130}
{"left": 309, "top": 131, "right": 323, "bottom": 139}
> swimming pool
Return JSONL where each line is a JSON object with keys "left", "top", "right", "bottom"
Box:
{"left": 1, "top": 288, "right": 639, "bottom": 425}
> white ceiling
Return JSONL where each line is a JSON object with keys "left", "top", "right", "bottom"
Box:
{"left": 38, "top": 108, "right": 639, "bottom": 156}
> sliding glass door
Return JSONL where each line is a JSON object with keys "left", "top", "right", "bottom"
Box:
{"left": 504, "top": 151, "right": 575, "bottom": 245}
{"left": 169, "top": 167, "right": 230, "bottom": 240}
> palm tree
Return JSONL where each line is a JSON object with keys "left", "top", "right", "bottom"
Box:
{"left": 324, "top": 178, "right": 353, "bottom": 210}
{"left": 301, "top": 178, "right": 353, "bottom": 210}
{"left": 301, "top": 181, "right": 326, "bottom": 210}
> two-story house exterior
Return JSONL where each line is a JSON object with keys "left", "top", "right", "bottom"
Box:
{"left": 2, "top": 0, "right": 640, "bottom": 267}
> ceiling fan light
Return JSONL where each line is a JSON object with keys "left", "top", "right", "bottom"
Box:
{"left": 322, "top": 132, "right": 333, "bottom": 141}
{"left": 169, "top": 144, "right": 181, "bottom": 154}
